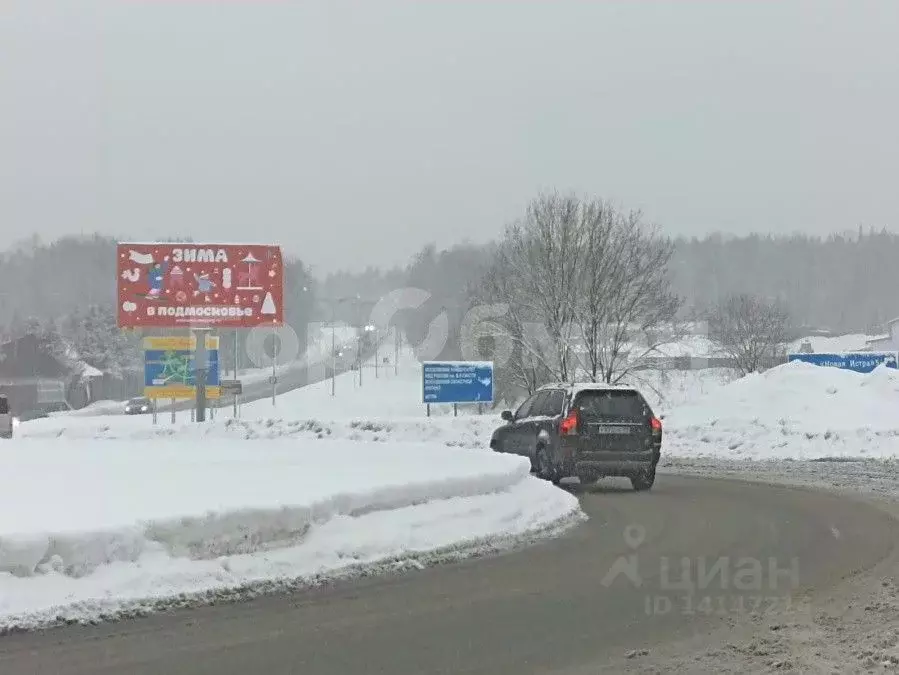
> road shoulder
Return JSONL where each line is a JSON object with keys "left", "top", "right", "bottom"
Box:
{"left": 598, "top": 457, "right": 899, "bottom": 674}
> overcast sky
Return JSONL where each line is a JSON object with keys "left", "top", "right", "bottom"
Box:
{"left": 2, "top": 1, "right": 898, "bottom": 274}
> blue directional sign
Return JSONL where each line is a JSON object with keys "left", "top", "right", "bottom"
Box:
{"left": 788, "top": 351, "right": 898, "bottom": 374}
{"left": 422, "top": 361, "right": 494, "bottom": 404}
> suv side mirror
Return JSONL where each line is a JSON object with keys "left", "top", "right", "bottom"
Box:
{"left": 501, "top": 410, "right": 514, "bottom": 422}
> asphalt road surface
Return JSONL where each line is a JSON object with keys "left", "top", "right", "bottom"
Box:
{"left": 3, "top": 475, "right": 896, "bottom": 675}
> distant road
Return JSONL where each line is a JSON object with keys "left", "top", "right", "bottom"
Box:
{"left": 145, "top": 343, "right": 376, "bottom": 415}
{"left": 2, "top": 476, "right": 895, "bottom": 674}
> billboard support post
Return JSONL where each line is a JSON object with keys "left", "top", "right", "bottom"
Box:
{"left": 271, "top": 324, "right": 277, "bottom": 406}
{"left": 194, "top": 328, "right": 210, "bottom": 423}
{"left": 233, "top": 329, "right": 239, "bottom": 418}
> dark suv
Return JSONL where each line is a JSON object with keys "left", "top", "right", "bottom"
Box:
{"left": 490, "top": 383, "right": 662, "bottom": 491}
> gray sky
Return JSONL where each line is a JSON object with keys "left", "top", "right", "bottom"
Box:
{"left": 2, "top": 1, "right": 898, "bottom": 274}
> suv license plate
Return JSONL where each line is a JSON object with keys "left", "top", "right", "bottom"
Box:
{"left": 593, "top": 426, "right": 631, "bottom": 435}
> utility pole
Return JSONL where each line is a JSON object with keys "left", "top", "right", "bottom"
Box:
{"left": 320, "top": 294, "right": 364, "bottom": 397}
{"left": 331, "top": 303, "right": 336, "bottom": 396}
{"left": 355, "top": 299, "right": 363, "bottom": 388}
{"left": 358, "top": 332, "right": 363, "bottom": 387}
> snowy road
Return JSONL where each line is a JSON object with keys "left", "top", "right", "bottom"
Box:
{"left": 1, "top": 473, "right": 895, "bottom": 675}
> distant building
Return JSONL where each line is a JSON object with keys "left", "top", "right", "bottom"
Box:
{"left": 0, "top": 334, "right": 75, "bottom": 414}
{"left": 0, "top": 334, "right": 141, "bottom": 413}
{"left": 796, "top": 340, "right": 814, "bottom": 354}
{"left": 864, "top": 317, "right": 899, "bottom": 351}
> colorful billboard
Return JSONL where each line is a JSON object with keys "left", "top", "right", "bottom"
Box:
{"left": 143, "top": 336, "right": 221, "bottom": 400}
{"left": 117, "top": 243, "right": 283, "bottom": 328}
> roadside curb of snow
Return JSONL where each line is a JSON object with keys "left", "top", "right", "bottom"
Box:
{"left": 659, "top": 455, "right": 899, "bottom": 501}
{"left": 0, "top": 499, "right": 585, "bottom": 634}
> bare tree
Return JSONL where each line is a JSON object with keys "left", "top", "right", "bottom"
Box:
{"left": 472, "top": 244, "right": 558, "bottom": 395}
{"left": 471, "top": 191, "right": 587, "bottom": 392}
{"left": 708, "top": 294, "right": 790, "bottom": 376}
{"left": 572, "top": 202, "right": 681, "bottom": 384}
{"left": 473, "top": 191, "right": 681, "bottom": 394}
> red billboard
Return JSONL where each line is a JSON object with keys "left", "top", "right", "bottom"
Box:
{"left": 117, "top": 243, "right": 284, "bottom": 328}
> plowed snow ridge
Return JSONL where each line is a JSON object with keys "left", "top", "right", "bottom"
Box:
{"left": 0, "top": 440, "right": 581, "bottom": 628}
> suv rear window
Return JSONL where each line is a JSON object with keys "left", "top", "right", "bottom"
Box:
{"left": 0, "top": 397, "right": 7, "bottom": 415}
{"left": 537, "top": 390, "right": 566, "bottom": 416}
{"left": 573, "top": 390, "right": 648, "bottom": 422}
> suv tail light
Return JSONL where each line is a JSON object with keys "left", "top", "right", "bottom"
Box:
{"left": 560, "top": 409, "right": 578, "bottom": 436}
{"left": 650, "top": 416, "right": 662, "bottom": 432}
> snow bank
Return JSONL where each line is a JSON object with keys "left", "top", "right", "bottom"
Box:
{"left": 17, "top": 413, "right": 501, "bottom": 451}
{"left": 623, "top": 367, "right": 735, "bottom": 413}
{"left": 665, "top": 361, "right": 899, "bottom": 460}
{"left": 65, "top": 400, "right": 125, "bottom": 417}
{"left": 0, "top": 440, "right": 580, "bottom": 628}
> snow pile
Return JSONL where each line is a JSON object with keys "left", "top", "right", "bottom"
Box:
{"left": 624, "top": 367, "right": 735, "bottom": 413}
{"left": 66, "top": 400, "right": 126, "bottom": 417}
{"left": 665, "top": 361, "right": 899, "bottom": 460}
{"left": 18, "top": 412, "right": 501, "bottom": 450}
{"left": 0, "top": 440, "right": 580, "bottom": 628}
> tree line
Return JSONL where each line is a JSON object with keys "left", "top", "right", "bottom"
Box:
{"left": 2, "top": 207, "right": 893, "bottom": 386}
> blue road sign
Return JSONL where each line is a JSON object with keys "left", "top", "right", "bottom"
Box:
{"left": 788, "top": 351, "right": 898, "bottom": 374}
{"left": 422, "top": 361, "right": 494, "bottom": 404}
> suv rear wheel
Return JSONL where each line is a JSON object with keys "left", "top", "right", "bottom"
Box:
{"left": 577, "top": 470, "right": 597, "bottom": 485}
{"left": 535, "top": 447, "right": 561, "bottom": 485}
{"left": 630, "top": 466, "right": 656, "bottom": 491}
